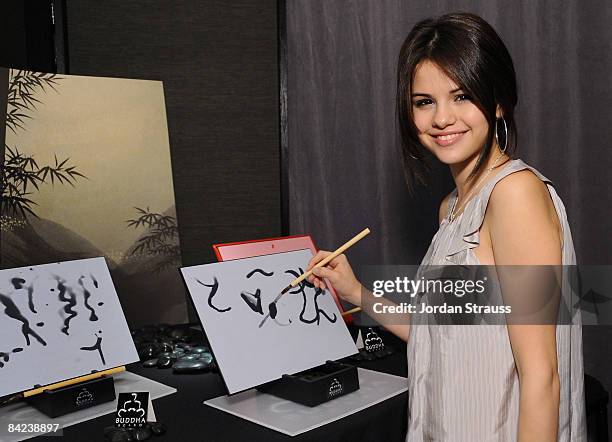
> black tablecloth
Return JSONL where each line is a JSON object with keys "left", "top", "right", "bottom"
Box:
{"left": 34, "top": 330, "right": 408, "bottom": 442}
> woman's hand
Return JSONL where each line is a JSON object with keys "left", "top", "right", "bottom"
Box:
{"left": 306, "top": 251, "right": 363, "bottom": 306}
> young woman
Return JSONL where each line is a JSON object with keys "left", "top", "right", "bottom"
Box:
{"left": 306, "top": 13, "right": 585, "bottom": 442}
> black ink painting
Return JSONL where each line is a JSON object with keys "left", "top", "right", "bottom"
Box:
{"left": 0, "top": 68, "right": 188, "bottom": 326}
{"left": 0, "top": 258, "right": 139, "bottom": 397}
{"left": 180, "top": 249, "right": 357, "bottom": 394}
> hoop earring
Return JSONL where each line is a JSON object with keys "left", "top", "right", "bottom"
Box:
{"left": 495, "top": 117, "right": 508, "bottom": 153}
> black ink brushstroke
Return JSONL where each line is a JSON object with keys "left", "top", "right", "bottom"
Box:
{"left": 26, "top": 284, "right": 37, "bottom": 314}
{"left": 97, "top": 302, "right": 104, "bottom": 306}
{"left": 80, "top": 333, "right": 105, "bottom": 365}
{"left": 10, "top": 278, "right": 26, "bottom": 289}
{"left": 0, "top": 347, "right": 26, "bottom": 370}
{"left": 257, "top": 268, "right": 305, "bottom": 329}
{"left": 268, "top": 301, "right": 278, "bottom": 319}
{"left": 299, "top": 281, "right": 338, "bottom": 325}
{"left": 246, "top": 268, "right": 274, "bottom": 278}
{"left": 196, "top": 277, "right": 231, "bottom": 313}
{"left": 78, "top": 276, "right": 99, "bottom": 321}
{"left": 0, "top": 293, "right": 47, "bottom": 346}
{"left": 286, "top": 268, "right": 338, "bottom": 326}
{"left": 9, "top": 277, "right": 37, "bottom": 313}
{"left": 90, "top": 273, "right": 99, "bottom": 288}
{"left": 55, "top": 277, "right": 77, "bottom": 335}
{"left": 241, "top": 289, "right": 263, "bottom": 314}
{"left": 285, "top": 269, "right": 307, "bottom": 294}
{"left": 36, "top": 322, "right": 44, "bottom": 327}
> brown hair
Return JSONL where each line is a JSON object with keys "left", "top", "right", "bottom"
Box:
{"left": 396, "top": 12, "right": 517, "bottom": 191}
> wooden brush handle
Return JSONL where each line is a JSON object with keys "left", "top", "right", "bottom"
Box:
{"left": 23, "top": 366, "right": 126, "bottom": 397}
{"left": 291, "top": 227, "right": 371, "bottom": 287}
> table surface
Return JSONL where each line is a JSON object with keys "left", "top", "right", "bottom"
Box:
{"left": 32, "top": 329, "right": 408, "bottom": 442}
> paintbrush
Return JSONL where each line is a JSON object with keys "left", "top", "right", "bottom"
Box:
{"left": 258, "top": 227, "right": 371, "bottom": 327}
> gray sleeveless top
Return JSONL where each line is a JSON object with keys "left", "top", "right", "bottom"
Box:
{"left": 406, "top": 159, "right": 586, "bottom": 441}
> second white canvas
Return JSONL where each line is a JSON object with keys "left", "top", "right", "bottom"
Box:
{"left": 181, "top": 249, "right": 357, "bottom": 394}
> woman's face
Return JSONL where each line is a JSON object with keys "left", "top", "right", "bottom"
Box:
{"left": 411, "top": 60, "right": 495, "bottom": 166}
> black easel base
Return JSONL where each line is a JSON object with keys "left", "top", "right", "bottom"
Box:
{"left": 256, "top": 361, "right": 359, "bottom": 407}
{"left": 25, "top": 375, "right": 116, "bottom": 418}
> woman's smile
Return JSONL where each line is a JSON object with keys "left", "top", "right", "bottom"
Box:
{"left": 431, "top": 130, "right": 469, "bottom": 147}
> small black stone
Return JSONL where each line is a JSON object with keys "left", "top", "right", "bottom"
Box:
{"left": 137, "top": 342, "right": 163, "bottom": 360}
{"left": 172, "top": 360, "right": 210, "bottom": 373}
{"left": 149, "top": 422, "right": 166, "bottom": 435}
{"left": 109, "top": 428, "right": 134, "bottom": 442}
{"left": 157, "top": 356, "right": 173, "bottom": 368}
{"left": 158, "top": 343, "right": 173, "bottom": 353}
{"left": 143, "top": 359, "right": 158, "bottom": 368}
{"left": 197, "top": 352, "right": 214, "bottom": 364}
{"left": 133, "top": 425, "right": 152, "bottom": 441}
{"left": 190, "top": 346, "right": 209, "bottom": 354}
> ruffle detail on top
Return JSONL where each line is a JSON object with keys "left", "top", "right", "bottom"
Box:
{"left": 442, "top": 159, "right": 553, "bottom": 265}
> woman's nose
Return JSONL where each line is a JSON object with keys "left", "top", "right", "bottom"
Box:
{"left": 433, "top": 103, "right": 456, "bottom": 128}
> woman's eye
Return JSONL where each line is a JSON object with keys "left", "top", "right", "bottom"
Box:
{"left": 413, "top": 99, "right": 433, "bottom": 107}
{"left": 455, "top": 94, "right": 471, "bottom": 102}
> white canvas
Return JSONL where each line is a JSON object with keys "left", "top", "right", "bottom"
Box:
{"left": 0, "top": 257, "right": 139, "bottom": 397}
{"left": 181, "top": 249, "right": 357, "bottom": 394}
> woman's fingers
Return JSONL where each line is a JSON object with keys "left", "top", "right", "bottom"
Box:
{"left": 314, "top": 277, "right": 327, "bottom": 290}
{"left": 310, "top": 268, "right": 327, "bottom": 290}
{"left": 307, "top": 250, "right": 332, "bottom": 284}
{"left": 306, "top": 251, "right": 350, "bottom": 289}
{"left": 306, "top": 250, "right": 332, "bottom": 271}
{"left": 312, "top": 266, "right": 332, "bottom": 279}
{"left": 313, "top": 266, "right": 337, "bottom": 289}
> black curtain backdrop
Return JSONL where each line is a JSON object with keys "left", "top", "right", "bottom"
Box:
{"left": 285, "top": 0, "right": 612, "bottom": 435}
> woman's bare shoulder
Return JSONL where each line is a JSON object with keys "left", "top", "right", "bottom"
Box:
{"left": 488, "top": 169, "right": 561, "bottom": 264}
{"left": 489, "top": 169, "right": 552, "bottom": 211}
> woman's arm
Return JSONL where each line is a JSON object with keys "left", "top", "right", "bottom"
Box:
{"left": 307, "top": 252, "right": 411, "bottom": 342}
{"left": 306, "top": 192, "right": 456, "bottom": 343}
{"left": 488, "top": 170, "right": 562, "bottom": 442}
